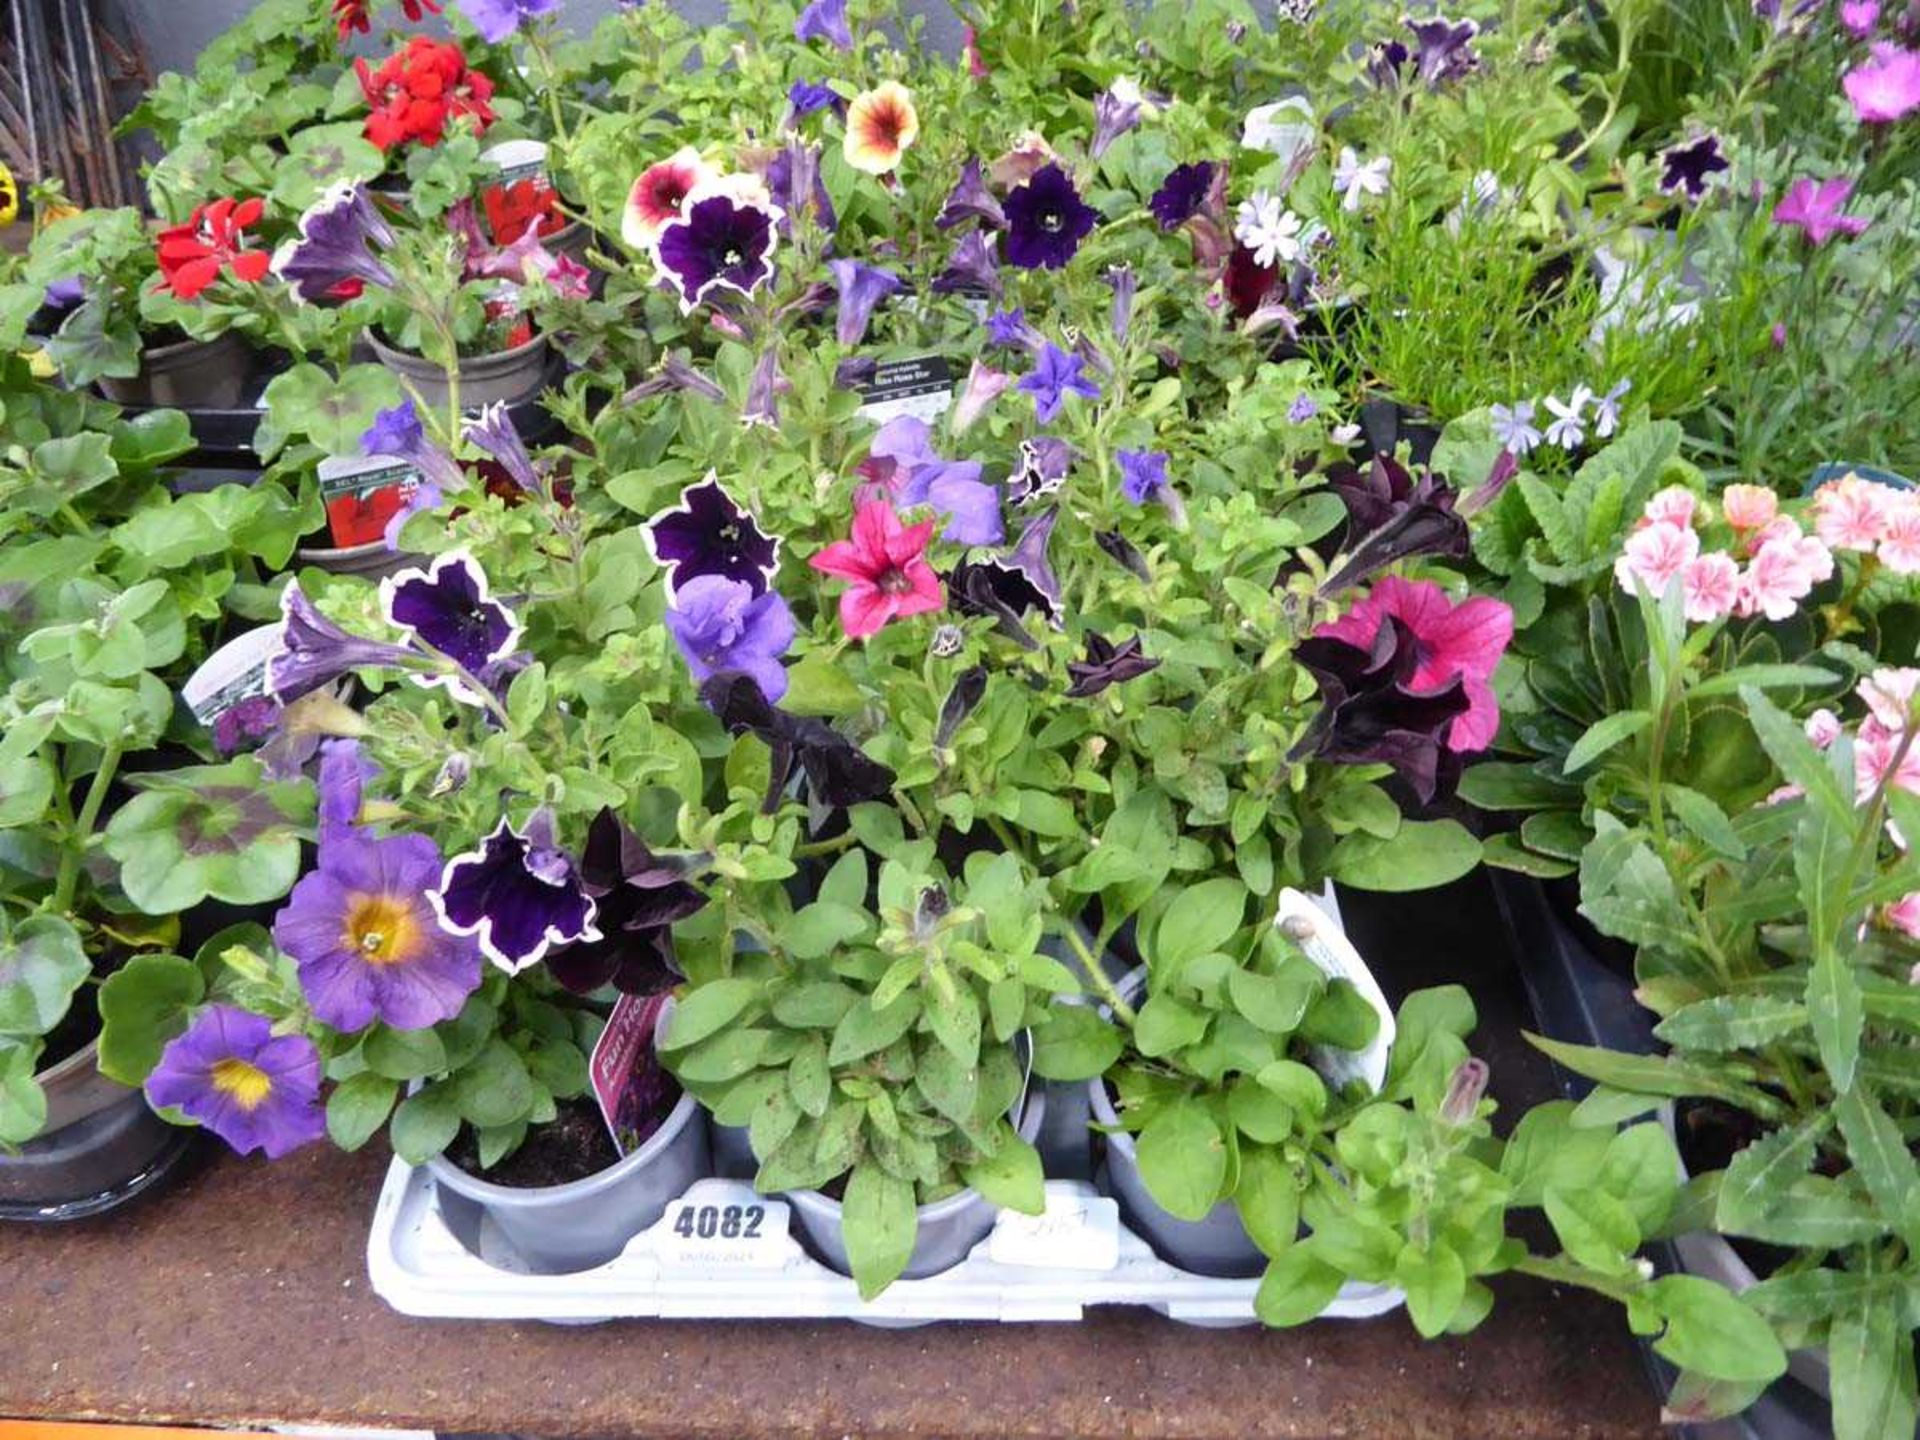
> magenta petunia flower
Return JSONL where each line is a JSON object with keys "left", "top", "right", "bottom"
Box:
{"left": 1773, "top": 177, "right": 1870, "bottom": 245}
{"left": 1313, "top": 576, "right": 1513, "bottom": 753}
{"left": 146, "top": 1006, "right": 326, "bottom": 1159}
{"left": 1844, "top": 44, "right": 1920, "bottom": 123}
{"left": 808, "top": 501, "right": 944, "bottom": 639}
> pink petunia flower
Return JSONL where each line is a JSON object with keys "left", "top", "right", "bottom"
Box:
{"left": 1805, "top": 708, "right": 1844, "bottom": 749}
{"left": 1772, "top": 177, "right": 1871, "bottom": 246}
{"left": 1843, "top": 43, "right": 1920, "bottom": 124}
{"left": 1878, "top": 494, "right": 1920, "bottom": 573}
{"left": 1614, "top": 521, "right": 1701, "bottom": 595}
{"left": 1313, "top": 575, "right": 1514, "bottom": 752}
{"left": 1680, "top": 552, "right": 1740, "bottom": 622}
{"left": 808, "top": 500, "right": 944, "bottom": 639}
{"left": 1813, "top": 475, "right": 1894, "bottom": 552}
{"left": 1721, "top": 484, "right": 1780, "bottom": 533}
{"left": 1640, "top": 485, "right": 1698, "bottom": 531}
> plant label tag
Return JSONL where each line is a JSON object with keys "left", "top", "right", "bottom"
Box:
{"left": 658, "top": 1183, "right": 791, "bottom": 1270}
{"left": 987, "top": 1191, "right": 1121, "bottom": 1270}
{"left": 181, "top": 624, "right": 282, "bottom": 725}
{"left": 480, "top": 137, "right": 551, "bottom": 189}
{"left": 317, "top": 453, "right": 421, "bottom": 549}
{"left": 589, "top": 993, "right": 670, "bottom": 1156}
{"left": 857, "top": 355, "right": 954, "bottom": 425}
{"left": 1274, "top": 887, "right": 1395, "bottom": 1095}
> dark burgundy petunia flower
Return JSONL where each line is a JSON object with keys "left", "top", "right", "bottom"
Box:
{"left": 1095, "top": 529, "right": 1152, "bottom": 582}
{"left": 934, "top": 666, "right": 989, "bottom": 748}
{"left": 1002, "top": 163, "right": 1099, "bottom": 270}
{"left": 1658, "top": 133, "right": 1729, "bottom": 202}
{"left": 545, "top": 808, "right": 709, "bottom": 996}
{"left": 1291, "top": 617, "right": 1471, "bottom": 804}
{"left": 700, "top": 672, "right": 896, "bottom": 814}
{"left": 1065, "top": 632, "right": 1159, "bottom": 697}
{"left": 1149, "top": 161, "right": 1216, "bottom": 230}
{"left": 950, "top": 504, "right": 1064, "bottom": 644}
{"left": 645, "top": 473, "right": 781, "bottom": 599}
{"left": 1322, "top": 453, "right": 1470, "bottom": 593}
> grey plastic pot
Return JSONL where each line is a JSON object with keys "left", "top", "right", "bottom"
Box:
{"left": 364, "top": 328, "right": 551, "bottom": 411}
{"left": 785, "top": 1087, "right": 1048, "bottom": 1284}
{"left": 426, "top": 1004, "right": 710, "bottom": 1275}
{"left": 292, "top": 538, "right": 419, "bottom": 581}
{"left": 98, "top": 331, "right": 254, "bottom": 409}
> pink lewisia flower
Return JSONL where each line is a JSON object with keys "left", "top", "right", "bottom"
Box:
{"left": 1680, "top": 553, "right": 1740, "bottom": 622}
{"left": 1882, "top": 893, "right": 1920, "bottom": 940}
{"left": 1641, "top": 486, "right": 1698, "bottom": 531}
{"left": 623, "top": 147, "right": 718, "bottom": 249}
{"left": 1856, "top": 723, "right": 1920, "bottom": 803}
{"left": 1860, "top": 667, "right": 1920, "bottom": 732}
{"left": 1814, "top": 474, "right": 1895, "bottom": 552}
{"left": 1806, "top": 708, "right": 1844, "bottom": 748}
{"left": 1614, "top": 521, "right": 1701, "bottom": 594}
{"left": 1721, "top": 484, "right": 1779, "bottom": 533}
{"left": 1773, "top": 177, "right": 1870, "bottom": 245}
{"left": 1879, "top": 494, "right": 1920, "bottom": 573}
{"left": 809, "top": 501, "right": 944, "bottom": 639}
{"left": 1841, "top": 0, "right": 1880, "bottom": 37}
{"left": 1843, "top": 43, "right": 1920, "bottom": 123}
{"left": 1736, "top": 535, "right": 1829, "bottom": 620}
{"left": 1314, "top": 575, "right": 1514, "bottom": 752}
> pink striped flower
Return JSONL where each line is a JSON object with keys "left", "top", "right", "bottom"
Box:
{"left": 1735, "top": 535, "right": 1824, "bottom": 620}
{"left": 1720, "top": 484, "right": 1778, "bottom": 533}
{"left": 1640, "top": 486, "right": 1698, "bottom": 531}
{"left": 1878, "top": 494, "right": 1920, "bottom": 573}
{"left": 1614, "top": 521, "right": 1700, "bottom": 595}
{"left": 1813, "top": 475, "right": 1894, "bottom": 552}
{"left": 1679, "top": 553, "right": 1739, "bottom": 622}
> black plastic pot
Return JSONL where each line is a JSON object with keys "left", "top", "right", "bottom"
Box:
{"left": 98, "top": 332, "right": 257, "bottom": 410}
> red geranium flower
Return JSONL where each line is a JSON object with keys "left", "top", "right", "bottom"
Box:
{"left": 332, "top": 0, "right": 444, "bottom": 43}
{"left": 482, "top": 179, "right": 565, "bottom": 245}
{"left": 355, "top": 37, "right": 495, "bottom": 151}
{"left": 154, "top": 197, "right": 271, "bottom": 301}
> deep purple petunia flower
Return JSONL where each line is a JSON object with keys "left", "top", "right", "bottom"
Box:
{"left": 664, "top": 574, "right": 796, "bottom": 702}
{"left": 1002, "top": 164, "right": 1099, "bottom": 270}
{"left": 828, "top": 258, "right": 903, "bottom": 346}
{"left": 985, "top": 306, "right": 1042, "bottom": 351}
{"left": 1323, "top": 453, "right": 1469, "bottom": 593}
{"left": 645, "top": 473, "right": 781, "bottom": 599}
{"left": 787, "top": 80, "right": 841, "bottom": 119}
{"left": 1065, "top": 631, "right": 1159, "bottom": 697}
{"left": 272, "top": 183, "right": 397, "bottom": 304}
{"left": 545, "top": 808, "right": 708, "bottom": 997}
{"left": 1292, "top": 617, "right": 1472, "bottom": 803}
{"left": 456, "top": 0, "right": 560, "bottom": 42}
{"left": 1018, "top": 341, "right": 1100, "bottom": 424}
{"left": 795, "top": 0, "right": 852, "bottom": 48}
{"left": 1095, "top": 528, "right": 1151, "bottom": 582}
{"left": 627, "top": 351, "right": 729, "bottom": 405}
{"left": 146, "top": 1006, "right": 326, "bottom": 1159}
{"left": 700, "top": 672, "right": 896, "bottom": 813}
{"left": 1089, "top": 87, "right": 1142, "bottom": 160}
{"left": 1008, "top": 436, "right": 1073, "bottom": 505}
{"left": 653, "top": 186, "right": 781, "bottom": 311}
{"left": 379, "top": 550, "right": 520, "bottom": 704}
{"left": 1149, "top": 162, "right": 1216, "bottom": 230}
{"left": 268, "top": 582, "right": 422, "bottom": 703}
{"left": 1772, "top": 177, "right": 1870, "bottom": 246}
{"left": 463, "top": 402, "right": 542, "bottom": 494}
{"left": 936, "top": 157, "right": 1007, "bottom": 230}
{"left": 930, "top": 228, "right": 1003, "bottom": 301}
{"left": 1658, "top": 134, "right": 1729, "bottom": 201}
{"left": 862, "top": 416, "right": 1004, "bottom": 546}
{"left": 952, "top": 505, "right": 1064, "bottom": 635}
{"left": 432, "top": 808, "right": 601, "bottom": 974}
{"left": 1405, "top": 14, "right": 1480, "bottom": 85}
{"left": 1117, "top": 449, "right": 1169, "bottom": 505}
{"left": 213, "top": 696, "right": 282, "bottom": 756}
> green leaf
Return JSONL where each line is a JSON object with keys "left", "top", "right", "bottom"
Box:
{"left": 0, "top": 1041, "right": 49, "bottom": 1145}
{"left": 1830, "top": 1289, "right": 1919, "bottom": 1440}
{"left": 452, "top": 1040, "right": 535, "bottom": 1129}
{"left": 661, "top": 978, "right": 760, "bottom": 1050}
{"left": 364, "top": 1024, "right": 449, "bottom": 1081}
{"left": 1807, "top": 940, "right": 1864, "bottom": 1097}
{"left": 1235, "top": 1146, "right": 1302, "bottom": 1259}
{"left": 1687, "top": 663, "right": 1837, "bottom": 701}
{"left": 1526, "top": 1033, "right": 1760, "bottom": 1107}
{"left": 842, "top": 1163, "right": 918, "bottom": 1301}
{"left": 1228, "top": 959, "right": 1321, "bottom": 1035}
{"left": 783, "top": 652, "right": 867, "bottom": 717}
{"left": 828, "top": 994, "right": 919, "bottom": 1064}
{"left": 0, "top": 916, "right": 91, "bottom": 1040}
{"left": 1834, "top": 1088, "right": 1920, "bottom": 1249}
{"left": 1662, "top": 785, "right": 1745, "bottom": 860}
{"left": 1134, "top": 1099, "right": 1227, "bottom": 1222}
{"left": 960, "top": 1127, "right": 1045, "bottom": 1214}
{"left": 1545, "top": 1185, "right": 1641, "bottom": 1273}
{"left": 1456, "top": 762, "right": 1583, "bottom": 812}
{"left": 783, "top": 901, "right": 871, "bottom": 961}
{"left": 1396, "top": 1241, "right": 1467, "bottom": 1339}
{"left": 1254, "top": 1240, "right": 1345, "bottom": 1326}
{"left": 1133, "top": 992, "right": 1210, "bottom": 1057}
{"left": 1563, "top": 710, "right": 1652, "bottom": 774}
{"left": 1517, "top": 473, "right": 1579, "bottom": 566}
{"left": 1479, "top": 833, "right": 1579, "bottom": 878}
{"left": 1029, "top": 1004, "right": 1123, "bottom": 1082}
{"left": 1741, "top": 685, "right": 1853, "bottom": 823}
{"left": 1715, "top": 1118, "right": 1821, "bottom": 1234}
{"left": 95, "top": 952, "right": 202, "bottom": 1084}
{"left": 1647, "top": 1274, "right": 1788, "bottom": 1385}
{"left": 1152, "top": 879, "right": 1246, "bottom": 973}
{"left": 327, "top": 1072, "right": 398, "bottom": 1150}
{"left": 390, "top": 1084, "right": 461, "bottom": 1164}
{"left": 1327, "top": 819, "right": 1481, "bottom": 892}
{"left": 1654, "top": 995, "right": 1806, "bottom": 1052}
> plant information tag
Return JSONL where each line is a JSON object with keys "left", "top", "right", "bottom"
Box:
{"left": 480, "top": 137, "right": 551, "bottom": 188}
{"left": 181, "top": 624, "right": 282, "bottom": 725}
{"left": 589, "top": 992, "right": 669, "bottom": 1156}
{"left": 657, "top": 1181, "right": 791, "bottom": 1270}
{"left": 1274, "top": 887, "right": 1396, "bottom": 1095}
{"left": 317, "top": 453, "right": 421, "bottom": 549}
{"left": 856, "top": 355, "right": 955, "bottom": 425}
{"left": 987, "top": 1190, "right": 1121, "bottom": 1271}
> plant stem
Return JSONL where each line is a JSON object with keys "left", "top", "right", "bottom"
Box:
{"left": 1061, "top": 923, "right": 1137, "bottom": 1026}
{"left": 50, "top": 741, "right": 122, "bottom": 917}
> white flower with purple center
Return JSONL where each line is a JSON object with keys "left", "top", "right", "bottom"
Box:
{"left": 1234, "top": 191, "right": 1304, "bottom": 268}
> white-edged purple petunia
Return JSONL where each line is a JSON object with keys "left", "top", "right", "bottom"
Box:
{"left": 271, "top": 183, "right": 397, "bottom": 304}
{"left": 378, "top": 550, "right": 521, "bottom": 705}
{"left": 644, "top": 472, "right": 782, "bottom": 600}
{"left": 653, "top": 181, "right": 782, "bottom": 312}
{"left": 431, "top": 808, "right": 601, "bottom": 975}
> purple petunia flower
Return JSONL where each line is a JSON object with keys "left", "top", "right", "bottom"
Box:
{"left": 1405, "top": 13, "right": 1480, "bottom": 85}
{"left": 271, "top": 183, "right": 396, "bottom": 305}
{"left": 463, "top": 402, "right": 541, "bottom": 494}
{"left": 863, "top": 416, "right": 1004, "bottom": 546}
{"left": 644, "top": 473, "right": 781, "bottom": 600}
{"left": 743, "top": 343, "right": 786, "bottom": 428}
{"left": 653, "top": 185, "right": 781, "bottom": 312}
{"left": 664, "top": 574, "right": 797, "bottom": 702}
{"left": 951, "top": 505, "right": 1065, "bottom": 633}
{"left": 1658, "top": 134, "right": 1729, "bottom": 201}
{"left": 379, "top": 551, "right": 520, "bottom": 705}
{"left": 431, "top": 808, "right": 601, "bottom": 975}
{"left": 1149, "top": 162, "right": 1215, "bottom": 230}
{"left": 363, "top": 400, "right": 465, "bottom": 550}
{"left": 829, "top": 258, "right": 903, "bottom": 346}
{"left": 456, "top": 0, "right": 560, "bottom": 42}
{"left": 42, "top": 275, "right": 85, "bottom": 310}
{"left": 794, "top": 0, "right": 852, "bottom": 48}
{"left": 1003, "top": 164, "right": 1099, "bottom": 270}
{"left": 936, "top": 157, "right": 1007, "bottom": 231}
{"left": 268, "top": 583, "right": 421, "bottom": 703}
{"left": 930, "top": 228, "right": 1003, "bottom": 301}
{"left": 985, "top": 306, "right": 1042, "bottom": 351}
{"left": 1007, "top": 436, "right": 1073, "bottom": 505}
{"left": 766, "top": 140, "right": 836, "bottom": 237}
{"left": 1018, "top": 341, "right": 1100, "bottom": 424}
{"left": 146, "top": 1006, "right": 326, "bottom": 1159}
{"left": 1772, "top": 177, "right": 1870, "bottom": 246}
{"left": 626, "top": 351, "right": 729, "bottom": 405}
{"left": 1117, "top": 449, "right": 1169, "bottom": 505}
{"left": 1065, "top": 632, "right": 1159, "bottom": 698}
{"left": 213, "top": 695, "right": 283, "bottom": 756}
{"left": 1105, "top": 264, "right": 1136, "bottom": 342}
{"left": 545, "top": 808, "right": 708, "bottom": 997}
{"left": 274, "top": 751, "right": 479, "bottom": 1032}
{"left": 1089, "top": 87, "right": 1142, "bottom": 160}
{"left": 1288, "top": 393, "right": 1320, "bottom": 424}
{"left": 787, "top": 80, "right": 841, "bottom": 119}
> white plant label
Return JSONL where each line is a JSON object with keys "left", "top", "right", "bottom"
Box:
{"left": 480, "top": 137, "right": 550, "bottom": 188}
{"left": 856, "top": 355, "right": 955, "bottom": 425}
{"left": 657, "top": 1182, "right": 791, "bottom": 1270}
{"left": 1275, "top": 886, "right": 1396, "bottom": 1094}
{"left": 181, "top": 624, "right": 283, "bottom": 724}
{"left": 987, "top": 1190, "right": 1121, "bottom": 1271}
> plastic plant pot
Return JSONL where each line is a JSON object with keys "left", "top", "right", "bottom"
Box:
{"left": 364, "top": 328, "right": 551, "bottom": 412}
{"left": 98, "top": 331, "right": 255, "bottom": 409}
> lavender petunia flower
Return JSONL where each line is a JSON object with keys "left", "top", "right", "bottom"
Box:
{"left": 1287, "top": 393, "right": 1320, "bottom": 424}
{"left": 268, "top": 583, "right": 421, "bottom": 703}
{"left": 272, "top": 183, "right": 396, "bottom": 304}
{"left": 364, "top": 401, "right": 463, "bottom": 550}
{"left": 829, "top": 258, "right": 903, "bottom": 346}
{"left": 743, "top": 343, "right": 786, "bottom": 428}
{"left": 654, "top": 185, "right": 782, "bottom": 312}
{"left": 456, "top": 0, "right": 561, "bottom": 42}
{"left": 936, "top": 158, "right": 1007, "bottom": 230}
{"left": 664, "top": 574, "right": 796, "bottom": 702}
{"left": 463, "top": 402, "right": 541, "bottom": 495}
{"left": 645, "top": 473, "right": 781, "bottom": 600}
{"left": 42, "top": 276, "right": 85, "bottom": 310}
{"left": 1592, "top": 379, "right": 1631, "bottom": 439}
{"left": 864, "top": 416, "right": 1003, "bottom": 546}
{"left": 794, "top": 0, "right": 852, "bottom": 48}
{"left": 1089, "top": 86, "right": 1143, "bottom": 159}
{"left": 1065, "top": 632, "right": 1159, "bottom": 697}
{"left": 1007, "top": 437, "right": 1073, "bottom": 505}
{"left": 1489, "top": 400, "right": 1542, "bottom": 456}
{"left": 787, "top": 80, "right": 841, "bottom": 119}
{"left": 1117, "top": 449, "right": 1169, "bottom": 505}
{"left": 930, "top": 228, "right": 1002, "bottom": 301}
{"left": 951, "top": 360, "right": 1011, "bottom": 434}
{"left": 379, "top": 551, "right": 520, "bottom": 704}
{"left": 146, "top": 1006, "right": 326, "bottom": 1159}
{"left": 1658, "top": 134, "right": 1729, "bottom": 201}
{"left": 545, "top": 809, "right": 708, "bottom": 997}
{"left": 1105, "top": 264, "right": 1136, "bottom": 342}
{"left": 985, "top": 306, "right": 1042, "bottom": 351}
{"left": 1019, "top": 342, "right": 1100, "bottom": 424}
{"left": 1149, "top": 162, "right": 1216, "bottom": 230}
{"left": 766, "top": 140, "right": 836, "bottom": 236}
{"left": 1003, "top": 164, "right": 1099, "bottom": 270}
{"left": 431, "top": 808, "right": 601, "bottom": 975}
{"left": 626, "top": 351, "right": 728, "bottom": 406}
{"left": 700, "top": 672, "right": 896, "bottom": 814}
